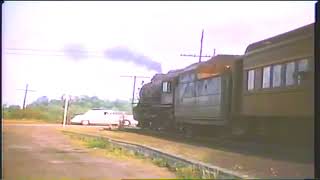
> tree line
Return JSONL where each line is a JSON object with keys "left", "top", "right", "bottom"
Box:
{"left": 2, "top": 95, "right": 132, "bottom": 123}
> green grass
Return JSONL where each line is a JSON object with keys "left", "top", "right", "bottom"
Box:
{"left": 85, "top": 138, "right": 110, "bottom": 149}
{"left": 152, "top": 157, "right": 168, "bottom": 167}
{"left": 62, "top": 131, "right": 213, "bottom": 179}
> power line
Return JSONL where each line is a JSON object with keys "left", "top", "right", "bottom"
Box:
{"left": 120, "top": 75, "right": 150, "bottom": 78}
{"left": 4, "top": 48, "right": 104, "bottom": 57}
{"left": 5, "top": 52, "right": 67, "bottom": 57}
{"left": 5, "top": 52, "right": 104, "bottom": 58}
{"left": 5, "top": 48, "right": 64, "bottom": 52}
{"left": 5, "top": 48, "right": 100, "bottom": 53}
{"left": 180, "top": 54, "right": 211, "bottom": 58}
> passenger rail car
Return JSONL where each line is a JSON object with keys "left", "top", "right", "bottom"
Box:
{"left": 239, "top": 23, "right": 314, "bottom": 143}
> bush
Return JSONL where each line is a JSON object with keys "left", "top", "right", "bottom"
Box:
{"left": 3, "top": 108, "right": 61, "bottom": 123}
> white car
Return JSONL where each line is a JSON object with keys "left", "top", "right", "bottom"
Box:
{"left": 70, "top": 109, "right": 124, "bottom": 128}
{"left": 70, "top": 114, "right": 84, "bottom": 124}
{"left": 122, "top": 115, "right": 139, "bottom": 127}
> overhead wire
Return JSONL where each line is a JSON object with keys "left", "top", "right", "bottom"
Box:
{"left": 4, "top": 48, "right": 104, "bottom": 57}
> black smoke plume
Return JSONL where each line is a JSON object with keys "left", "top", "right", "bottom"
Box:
{"left": 104, "top": 47, "right": 162, "bottom": 73}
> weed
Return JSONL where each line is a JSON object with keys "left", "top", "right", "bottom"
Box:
{"left": 86, "top": 138, "right": 109, "bottom": 149}
{"left": 176, "top": 166, "right": 203, "bottom": 179}
{"left": 63, "top": 132, "right": 218, "bottom": 179}
{"left": 152, "top": 157, "right": 168, "bottom": 167}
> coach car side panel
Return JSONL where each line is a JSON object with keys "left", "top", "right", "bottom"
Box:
{"left": 241, "top": 25, "right": 314, "bottom": 119}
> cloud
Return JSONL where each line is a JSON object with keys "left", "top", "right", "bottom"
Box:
{"left": 104, "top": 46, "right": 162, "bottom": 73}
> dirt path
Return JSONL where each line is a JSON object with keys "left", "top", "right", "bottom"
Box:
{"left": 2, "top": 124, "right": 176, "bottom": 180}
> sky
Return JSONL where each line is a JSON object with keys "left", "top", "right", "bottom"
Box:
{"left": 2, "top": 1, "right": 316, "bottom": 107}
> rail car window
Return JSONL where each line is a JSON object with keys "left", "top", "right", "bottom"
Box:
{"left": 262, "top": 66, "right": 271, "bottom": 88}
{"left": 197, "top": 77, "right": 221, "bottom": 96}
{"left": 285, "top": 62, "right": 295, "bottom": 86}
{"left": 297, "top": 59, "right": 309, "bottom": 85}
{"left": 247, "top": 70, "right": 255, "bottom": 90}
{"left": 167, "top": 82, "right": 171, "bottom": 92}
{"left": 162, "top": 81, "right": 171, "bottom": 93}
{"left": 179, "top": 73, "right": 195, "bottom": 83}
{"left": 272, "top": 64, "right": 282, "bottom": 87}
{"left": 196, "top": 80, "right": 206, "bottom": 96}
{"left": 208, "top": 77, "right": 221, "bottom": 94}
{"left": 298, "top": 59, "right": 308, "bottom": 72}
{"left": 182, "top": 83, "right": 195, "bottom": 98}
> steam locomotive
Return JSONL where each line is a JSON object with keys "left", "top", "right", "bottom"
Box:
{"left": 133, "top": 23, "right": 314, "bottom": 144}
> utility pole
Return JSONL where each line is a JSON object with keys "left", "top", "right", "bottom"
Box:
{"left": 61, "top": 94, "right": 70, "bottom": 127}
{"left": 16, "top": 84, "right": 36, "bottom": 109}
{"left": 180, "top": 29, "right": 215, "bottom": 63}
{"left": 132, "top": 76, "right": 137, "bottom": 106}
{"left": 120, "top": 75, "right": 150, "bottom": 109}
{"left": 199, "top": 29, "right": 204, "bottom": 63}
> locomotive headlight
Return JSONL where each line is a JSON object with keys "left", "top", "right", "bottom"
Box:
{"left": 226, "top": 65, "right": 231, "bottom": 69}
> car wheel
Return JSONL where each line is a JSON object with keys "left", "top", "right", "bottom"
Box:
{"left": 81, "top": 120, "right": 90, "bottom": 126}
{"left": 123, "top": 120, "right": 131, "bottom": 126}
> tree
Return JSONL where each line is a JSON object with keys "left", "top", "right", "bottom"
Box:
{"left": 33, "top": 96, "right": 49, "bottom": 106}
{"left": 2, "top": 103, "right": 8, "bottom": 109}
{"left": 8, "top": 105, "right": 21, "bottom": 110}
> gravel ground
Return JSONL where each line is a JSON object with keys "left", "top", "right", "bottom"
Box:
{"left": 2, "top": 124, "right": 176, "bottom": 180}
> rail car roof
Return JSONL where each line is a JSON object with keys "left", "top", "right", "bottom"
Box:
{"left": 179, "top": 54, "right": 241, "bottom": 74}
{"left": 245, "top": 23, "right": 314, "bottom": 55}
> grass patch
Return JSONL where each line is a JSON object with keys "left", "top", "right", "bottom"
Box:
{"left": 176, "top": 166, "right": 201, "bottom": 179}
{"left": 86, "top": 137, "right": 109, "bottom": 149}
{"left": 62, "top": 131, "right": 213, "bottom": 179}
{"left": 152, "top": 157, "right": 168, "bottom": 167}
{"left": 62, "top": 132, "right": 136, "bottom": 160}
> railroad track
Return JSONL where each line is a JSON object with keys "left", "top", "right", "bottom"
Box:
{"left": 62, "top": 130, "right": 251, "bottom": 179}
{"left": 121, "top": 127, "right": 313, "bottom": 164}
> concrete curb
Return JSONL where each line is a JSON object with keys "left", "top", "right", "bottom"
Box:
{"left": 63, "top": 130, "right": 255, "bottom": 179}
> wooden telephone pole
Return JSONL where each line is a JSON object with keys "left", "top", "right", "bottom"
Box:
{"left": 180, "top": 29, "right": 216, "bottom": 62}
{"left": 120, "top": 75, "right": 150, "bottom": 109}
{"left": 16, "top": 84, "right": 36, "bottom": 109}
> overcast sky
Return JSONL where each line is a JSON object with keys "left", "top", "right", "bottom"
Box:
{"left": 2, "top": 1, "right": 316, "bottom": 107}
